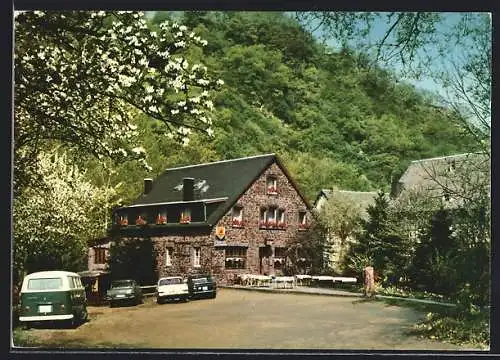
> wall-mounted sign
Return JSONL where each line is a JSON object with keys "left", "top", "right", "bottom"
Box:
{"left": 215, "top": 226, "right": 225, "bottom": 240}
{"left": 214, "top": 240, "right": 226, "bottom": 247}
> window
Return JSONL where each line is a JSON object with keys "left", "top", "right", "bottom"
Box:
{"left": 232, "top": 206, "right": 243, "bottom": 227}
{"left": 259, "top": 208, "right": 268, "bottom": 228}
{"left": 28, "top": 278, "right": 63, "bottom": 290}
{"left": 94, "top": 247, "right": 107, "bottom": 264}
{"left": 277, "top": 209, "right": 286, "bottom": 229}
{"left": 225, "top": 247, "right": 247, "bottom": 269}
{"left": 298, "top": 211, "right": 308, "bottom": 230}
{"left": 193, "top": 247, "right": 201, "bottom": 268}
{"left": 165, "top": 247, "right": 173, "bottom": 266}
{"left": 259, "top": 208, "right": 286, "bottom": 229}
{"left": 448, "top": 160, "right": 456, "bottom": 173}
{"left": 267, "top": 207, "right": 277, "bottom": 226}
{"left": 119, "top": 214, "right": 128, "bottom": 226}
{"left": 180, "top": 208, "right": 191, "bottom": 224}
{"left": 267, "top": 176, "right": 278, "bottom": 195}
{"left": 156, "top": 210, "right": 167, "bottom": 225}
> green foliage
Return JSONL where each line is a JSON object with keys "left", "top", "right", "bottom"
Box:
{"left": 107, "top": 237, "right": 158, "bottom": 285}
{"left": 347, "top": 191, "right": 411, "bottom": 285}
{"left": 12, "top": 150, "right": 120, "bottom": 286}
{"left": 285, "top": 220, "right": 330, "bottom": 275}
{"left": 411, "top": 208, "right": 458, "bottom": 295}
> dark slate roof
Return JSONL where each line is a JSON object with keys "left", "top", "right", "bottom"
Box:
{"left": 127, "top": 153, "right": 311, "bottom": 227}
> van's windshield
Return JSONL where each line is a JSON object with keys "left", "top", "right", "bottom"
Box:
{"left": 27, "top": 278, "right": 63, "bottom": 290}
{"left": 111, "top": 280, "right": 134, "bottom": 288}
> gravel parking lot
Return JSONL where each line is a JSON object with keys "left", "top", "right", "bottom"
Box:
{"left": 16, "top": 288, "right": 472, "bottom": 350}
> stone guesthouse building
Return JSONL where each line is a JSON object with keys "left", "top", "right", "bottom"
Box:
{"left": 89, "top": 154, "right": 314, "bottom": 285}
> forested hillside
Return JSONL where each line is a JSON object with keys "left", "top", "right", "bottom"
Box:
{"left": 89, "top": 11, "right": 479, "bottom": 203}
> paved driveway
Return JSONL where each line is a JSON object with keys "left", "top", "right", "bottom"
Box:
{"left": 18, "top": 288, "right": 472, "bottom": 350}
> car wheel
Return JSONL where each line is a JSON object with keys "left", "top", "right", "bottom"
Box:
{"left": 211, "top": 292, "right": 217, "bottom": 299}
{"left": 109, "top": 301, "right": 115, "bottom": 308}
{"left": 156, "top": 298, "right": 162, "bottom": 305}
{"left": 22, "top": 322, "right": 31, "bottom": 330}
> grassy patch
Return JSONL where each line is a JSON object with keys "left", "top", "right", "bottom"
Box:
{"left": 377, "top": 297, "right": 489, "bottom": 349}
{"left": 12, "top": 327, "right": 39, "bottom": 348}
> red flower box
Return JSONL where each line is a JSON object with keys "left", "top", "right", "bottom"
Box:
{"left": 298, "top": 223, "right": 309, "bottom": 230}
{"left": 119, "top": 218, "right": 128, "bottom": 226}
{"left": 277, "top": 222, "right": 286, "bottom": 229}
{"left": 267, "top": 186, "right": 278, "bottom": 194}
{"left": 156, "top": 214, "right": 167, "bottom": 225}
{"left": 232, "top": 219, "right": 244, "bottom": 227}
{"left": 136, "top": 216, "right": 147, "bottom": 226}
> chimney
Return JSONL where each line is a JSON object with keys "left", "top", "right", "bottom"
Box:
{"left": 183, "top": 177, "right": 195, "bottom": 201}
{"left": 144, "top": 178, "right": 153, "bottom": 195}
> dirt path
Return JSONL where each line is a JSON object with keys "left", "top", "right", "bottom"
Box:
{"left": 18, "top": 289, "right": 477, "bottom": 350}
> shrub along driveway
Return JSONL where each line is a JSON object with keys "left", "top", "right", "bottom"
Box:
{"left": 15, "top": 288, "right": 479, "bottom": 350}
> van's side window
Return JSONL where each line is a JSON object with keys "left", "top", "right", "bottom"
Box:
{"left": 69, "top": 276, "right": 77, "bottom": 289}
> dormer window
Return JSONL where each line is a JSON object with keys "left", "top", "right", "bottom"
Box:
{"left": 267, "top": 176, "right": 278, "bottom": 195}
{"left": 448, "top": 160, "right": 456, "bottom": 173}
{"left": 232, "top": 206, "right": 244, "bottom": 228}
{"left": 156, "top": 209, "right": 167, "bottom": 225}
{"left": 180, "top": 209, "right": 191, "bottom": 224}
{"left": 298, "top": 211, "right": 308, "bottom": 230}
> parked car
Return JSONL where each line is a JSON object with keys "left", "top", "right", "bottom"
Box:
{"left": 18, "top": 271, "right": 88, "bottom": 328}
{"left": 106, "top": 279, "right": 143, "bottom": 307}
{"left": 187, "top": 274, "right": 217, "bottom": 300}
{"left": 156, "top": 276, "right": 189, "bottom": 304}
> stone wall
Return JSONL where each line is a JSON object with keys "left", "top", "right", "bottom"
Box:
{"left": 97, "top": 161, "right": 313, "bottom": 286}
{"left": 152, "top": 162, "right": 313, "bottom": 285}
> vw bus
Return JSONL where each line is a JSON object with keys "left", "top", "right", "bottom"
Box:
{"left": 19, "top": 271, "right": 88, "bottom": 328}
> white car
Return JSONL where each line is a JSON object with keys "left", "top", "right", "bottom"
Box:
{"left": 156, "top": 277, "right": 189, "bottom": 304}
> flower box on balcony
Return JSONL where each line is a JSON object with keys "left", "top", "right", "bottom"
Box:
{"left": 136, "top": 216, "right": 147, "bottom": 226}
{"left": 119, "top": 218, "right": 128, "bottom": 226}
{"left": 232, "top": 219, "right": 244, "bottom": 228}
{"left": 298, "top": 223, "right": 309, "bottom": 230}
{"left": 156, "top": 215, "right": 167, "bottom": 225}
{"left": 277, "top": 222, "right": 287, "bottom": 229}
{"left": 180, "top": 216, "right": 191, "bottom": 224}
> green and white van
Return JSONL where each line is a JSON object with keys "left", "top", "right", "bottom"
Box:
{"left": 18, "top": 271, "right": 88, "bottom": 328}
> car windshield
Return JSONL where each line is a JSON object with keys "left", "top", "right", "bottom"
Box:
{"left": 111, "top": 280, "right": 134, "bottom": 288}
{"left": 192, "top": 277, "right": 209, "bottom": 284}
{"left": 159, "top": 278, "right": 182, "bottom": 286}
{"left": 27, "top": 278, "right": 63, "bottom": 290}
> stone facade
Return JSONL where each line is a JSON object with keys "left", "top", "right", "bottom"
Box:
{"left": 152, "top": 163, "right": 312, "bottom": 285}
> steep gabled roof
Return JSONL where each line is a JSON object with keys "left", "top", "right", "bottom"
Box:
{"left": 395, "top": 152, "right": 489, "bottom": 195}
{"left": 128, "top": 153, "right": 311, "bottom": 226}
